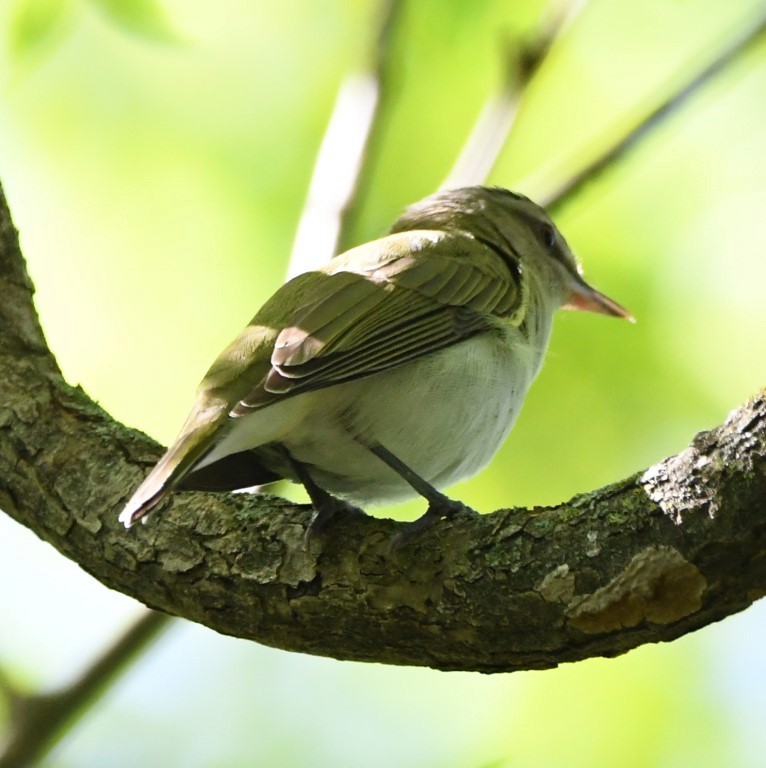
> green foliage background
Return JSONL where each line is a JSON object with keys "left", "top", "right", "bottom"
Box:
{"left": 0, "top": 0, "right": 765, "bottom": 765}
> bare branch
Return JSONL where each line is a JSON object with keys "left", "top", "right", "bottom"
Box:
{"left": 442, "top": 0, "right": 586, "bottom": 189}
{"left": 0, "top": 611, "right": 170, "bottom": 767}
{"left": 1, "top": 184, "right": 764, "bottom": 673}
{"left": 541, "top": 8, "right": 766, "bottom": 211}
{"left": 287, "top": 0, "right": 403, "bottom": 276}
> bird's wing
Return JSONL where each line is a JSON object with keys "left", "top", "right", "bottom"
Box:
{"left": 233, "top": 229, "right": 521, "bottom": 412}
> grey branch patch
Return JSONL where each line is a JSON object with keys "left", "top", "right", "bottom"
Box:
{"left": 566, "top": 546, "right": 707, "bottom": 634}
{"left": 641, "top": 448, "right": 722, "bottom": 524}
{"left": 538, "top": 564, "right": 575, "bottom": 603}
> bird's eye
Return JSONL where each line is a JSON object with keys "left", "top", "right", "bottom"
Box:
{"left": 538, "top": 223, "right": 556, "bottom": 249}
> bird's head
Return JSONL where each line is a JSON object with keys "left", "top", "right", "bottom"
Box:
{"left": 391, "top": 186, "right": 632, "bottom": 320}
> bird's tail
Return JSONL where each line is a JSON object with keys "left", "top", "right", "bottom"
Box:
{"left": 119, "top": 426, "right": 217, "bottom": 528}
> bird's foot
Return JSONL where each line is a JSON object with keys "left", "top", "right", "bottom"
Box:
{"left": 389, "top": 495, "right": 476, "bottom": 551}
{"left": 303, "top": 495, "right": 365, "bottom": 549}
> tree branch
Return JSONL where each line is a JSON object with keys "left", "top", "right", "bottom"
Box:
{"left": 442, "top": 0, "right": 585, "bottom": 189}
{"left": 1, "top": 183, "right": 764, "bottom": 673}
{"left": 287, "top": 0, "right": 404, "bottom": 275}
{"left": 541, "top": 7, "right": 766, "bottom": 210}
{"left": 0, "top": 611, "right": 171, "bottom": 767}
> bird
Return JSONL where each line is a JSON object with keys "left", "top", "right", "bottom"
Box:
{"left": 119, "top": 186, "right": 631, "bottom": 534}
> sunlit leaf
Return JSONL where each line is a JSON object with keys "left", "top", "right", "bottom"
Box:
{"left": 7, "top": 0, "right": 76, "bottom": 65}
{"left": 86, "top": 0, "right": 177, "bottom": 41}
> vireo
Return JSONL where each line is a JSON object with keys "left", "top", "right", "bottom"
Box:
{"left": 120, "top": 186, "right": 631, "bottom": 534}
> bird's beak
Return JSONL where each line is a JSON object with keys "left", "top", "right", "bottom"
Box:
{"left": 563, "top": 275, "right": 634, "bottom": 321}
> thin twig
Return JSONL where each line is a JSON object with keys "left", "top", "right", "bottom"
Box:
{"left": 442, "top": 0, "right": 586, "bottom": 189}
{"left": 0, "top": 610, "right": 171, "bottom": 767}
{"left": 542, "top": 8, "right": 766, "bottom": 212}
{"left": 334, "top": 0, "right": 403, "bottom": 255}
{"left": 287, "top": 0, "right": 404, "bottom": 276}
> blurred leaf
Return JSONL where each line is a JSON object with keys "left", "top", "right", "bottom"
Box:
{"left": 87, "top": 0, "right": 177, "bottom": 41}
{"left": 7, "top": 0, "right": 76, "bottom": 65}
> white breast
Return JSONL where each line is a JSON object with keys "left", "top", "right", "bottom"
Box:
{"left": 199, "top": 303, "right": 553, "bottom": 507}
{"left": 278, "top": 324, "right": 548, "bottom": 506}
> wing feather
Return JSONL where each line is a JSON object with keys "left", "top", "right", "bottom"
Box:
{"left": 233, "top": 230, "right": 520, "bottom": 412}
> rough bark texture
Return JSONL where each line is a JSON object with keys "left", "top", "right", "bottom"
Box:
{"left": 1, "top": 184, "right": 764, "bottom": 672}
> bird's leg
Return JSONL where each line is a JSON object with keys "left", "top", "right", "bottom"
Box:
{"left": 363, "top": 440, "right": 476, "bottom": 540}
{"left": 278, "top": 446, "right": 364, "bottom": 542}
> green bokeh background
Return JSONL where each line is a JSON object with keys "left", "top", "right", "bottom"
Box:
{"left": 1, "top": 1, "right": 765, "bottom": 765}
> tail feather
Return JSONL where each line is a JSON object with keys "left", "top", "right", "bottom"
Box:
{"left": 119, "top": 427, "right": 217, "bottom": 528}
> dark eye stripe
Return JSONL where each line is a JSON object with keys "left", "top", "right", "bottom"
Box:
{"left": 509, "top": 204, "right": 561, "bottom": 254}
{"left": 538, "top": 222, "right": 556, "bottom": 250}
{"left": 529, "top": 218, "right": 577, "bottom": 272}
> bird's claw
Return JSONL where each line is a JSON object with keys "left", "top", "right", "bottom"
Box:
{"left": 388, "top": 497, "right": 476, "bottom": 552}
